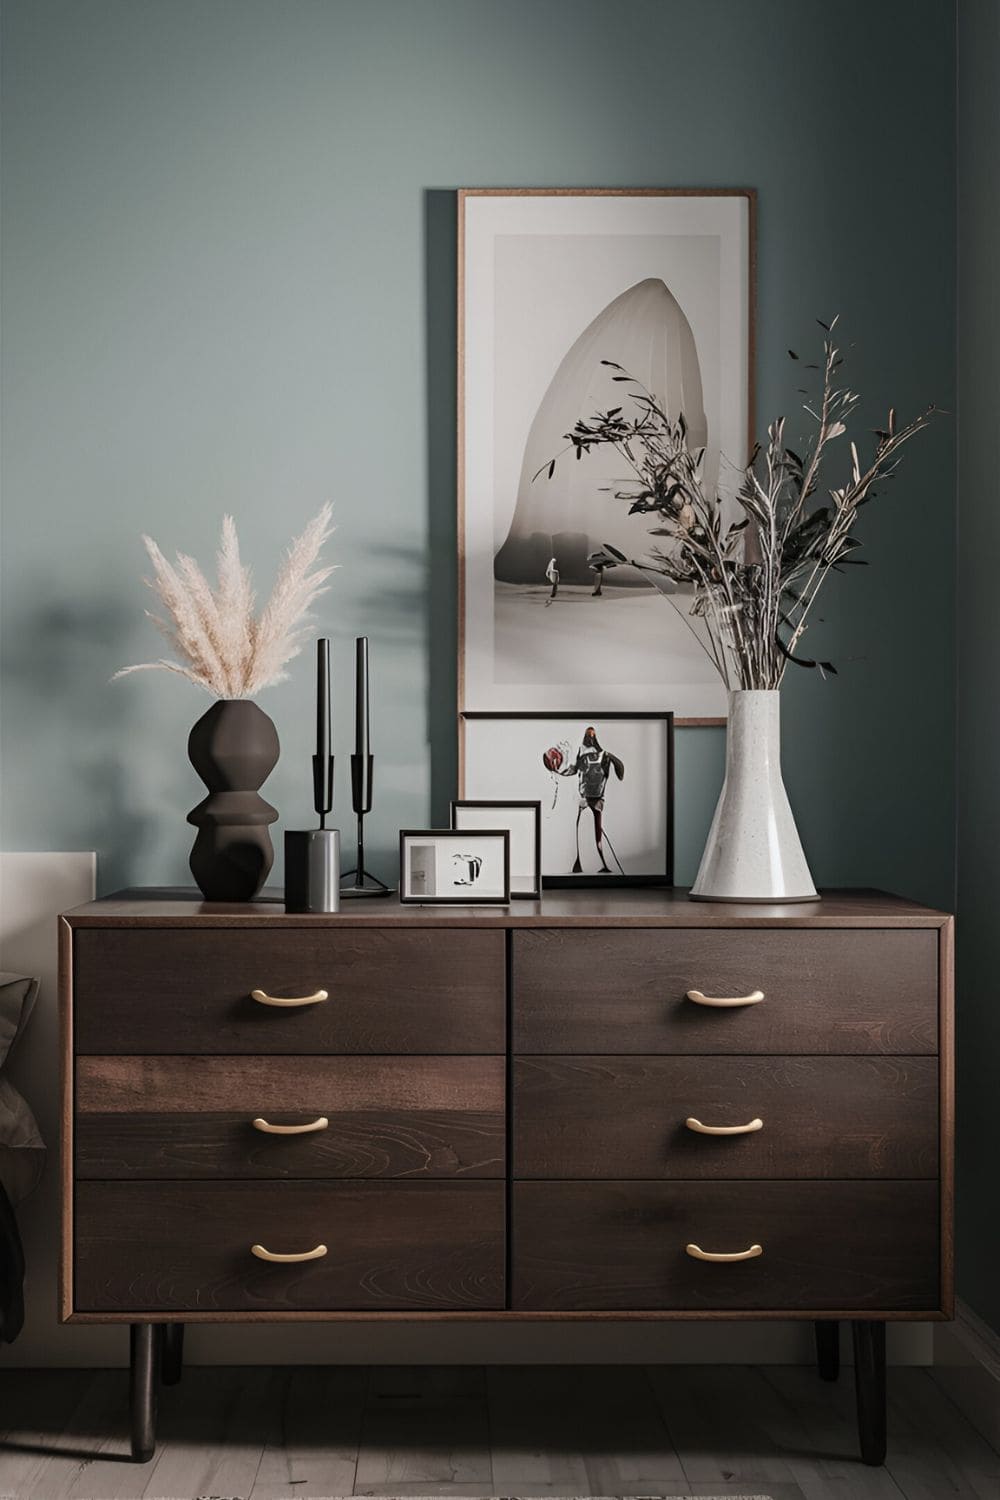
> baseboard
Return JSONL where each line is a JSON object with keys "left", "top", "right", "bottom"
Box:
{"left": 1, "top": 1319, "right": 934, "bottom": 1370}
{"left": 932, "top": 1298, "right": 1000, "bottom": 1449}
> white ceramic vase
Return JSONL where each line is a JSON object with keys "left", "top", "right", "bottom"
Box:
{"left": 690, "top": 689, "right": 817, "bottom": 903}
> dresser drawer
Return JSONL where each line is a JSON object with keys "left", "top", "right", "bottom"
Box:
{"left": 514, "top": 1056, "right": 938, "bottom": 1179}
{"left": 75, "top": 1180, "right": 505, "bottom": 1312}
{"left": 76, "top": 1055, "right": 505, "bottom": 1179}
{"left": 513, "top": 929, "right": 938, "bottom": 1054}
{"left": 74, "top": 929, "right": 505, "bottom": 1054}
{"left": 513, "top": 1181, "right": 939, "bottom": 1312}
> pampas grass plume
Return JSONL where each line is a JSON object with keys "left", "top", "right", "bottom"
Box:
{"left": 115, "top": 504, "right": 335, "bottom": 697}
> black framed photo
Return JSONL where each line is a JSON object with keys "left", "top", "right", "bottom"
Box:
{"left": 460, "top": 712, "right": 673, "bottom": 888}
{"left": 451, "top": 800, "right": 542, "bottom": 900}
{"left": 399, "top": 829, "right": 510, "bottom": 904}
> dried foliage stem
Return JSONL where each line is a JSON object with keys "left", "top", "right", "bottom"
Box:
{"left": 539, "top": 320, "right": 935, "bottom": 690}
{"left": 115, "top": 504, "right": 335, "bottom": 698}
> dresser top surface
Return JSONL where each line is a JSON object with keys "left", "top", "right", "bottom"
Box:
{"left": 61, "top": 886, "right": 951, "bottom": 929}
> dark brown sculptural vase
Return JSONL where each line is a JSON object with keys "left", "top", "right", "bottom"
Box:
{"left": 186, "top": 700, "right": 279, "bottom": 902}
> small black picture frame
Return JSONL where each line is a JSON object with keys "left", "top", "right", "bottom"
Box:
{"left": 451, "top": 799, "right": 542, "bottom": 900}
{"left": 460, "top": 711, "right": 674, "bottom": 889}
{"left": 399, "top": 828, "right": 511, "bottom": 904}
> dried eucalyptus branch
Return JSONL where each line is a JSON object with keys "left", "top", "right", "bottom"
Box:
{"left": 537, "top": 321, "right": 936, "bottom": 689}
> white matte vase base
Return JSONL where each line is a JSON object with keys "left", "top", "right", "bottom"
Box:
{"left": 690, "top": 690, "right": 818, "bottom": 905}
{"left": 689, "top": 889, "right": 820, "bottom": 904}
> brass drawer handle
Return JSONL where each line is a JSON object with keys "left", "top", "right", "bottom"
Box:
{"left": 686, "top": 1242, "right": 763, "bottom": 1263}
{"left": 685, "top": 988, "right": 764, "bottom": 1008}
{"left": 250, "top": 987, "right": 328, "bottom": 1008}
{"left": 251, "top": 1242, "right": 328, "bottom": 1263}
{"left": 252, "top": 1116, "right": 329, "bottom": 1135}
{"left": 686, "top": 1116, "right": 763, "bottom": 1136}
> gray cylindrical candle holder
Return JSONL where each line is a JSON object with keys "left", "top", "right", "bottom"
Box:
{"left": 284, "top": 829, "right": 341, "bottom": 913}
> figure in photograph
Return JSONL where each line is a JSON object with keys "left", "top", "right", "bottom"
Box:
{"left": 453, "top": 853, "right": 483, "bottom": 886}
{"left": 543, "top": 726, "right": 625, "bottom": 874}
{"left": 544, "top": 555, "right": 560, "bottom": 606}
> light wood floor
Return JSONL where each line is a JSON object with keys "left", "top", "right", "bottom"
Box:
{"left": 0, "top": 1363, "right": 997, "bottom": 1500}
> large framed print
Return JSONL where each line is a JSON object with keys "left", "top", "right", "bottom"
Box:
{"left": 461, "top": 711, "right": 673, "bottom": 888}
{"left": 458, "top": 188, "right": 754, "bottom": 723}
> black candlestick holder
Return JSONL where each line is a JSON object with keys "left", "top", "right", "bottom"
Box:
{"left": 340, "top": 752, "right": 393, "bottom": 897}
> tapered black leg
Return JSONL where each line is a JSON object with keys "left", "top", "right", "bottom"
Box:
{"left": 161, "top": 1322, "right": 184, "bottom": 1386}
{"left": 815, "top": 1319, "right": 840, "bottom": 1380}
{"left": 129, "top": 1323, "right": 158, "bottom": 1462}
{"left": 852, "top": 1319, "right": 887, "bottom": 1465}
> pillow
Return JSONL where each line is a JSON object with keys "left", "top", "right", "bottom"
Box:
{"left": 0, "top": 973, "right": 45, "bottom": 1205}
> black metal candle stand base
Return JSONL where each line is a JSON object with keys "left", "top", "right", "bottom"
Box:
{"left": 340, "top": 871, "right": 394, "bottom": 898}
{"left": 339, "top": 809, "right": 395, "bottom": 898}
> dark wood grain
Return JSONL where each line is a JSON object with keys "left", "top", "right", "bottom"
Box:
{"left": 513, "top": 1181, "right": 939, "bottom": 1313}
{"left": 75, "top": 1181, "right": 505, "bottom": 1312}
{"left": 513, "top": 1055, "right": 938, "bottom": 1179}
{"left": 938, "top": 915, "right": 955, "bottom": 1316}
{"left": 59, "top": 915, "right": 75, "bottom": 1322}
{"left": 63, "top": 886, "right": 951, "bottom": 928}
{"left": 73, "top": 928, "right": 505, "bottom": 1054}
{"left": 76, "top": 1056, "right": 505, "bottom": 1179}
{"left": 513, "top": 928, "right": 938, "bottom": 1054}
{"left": 60, "top": 888, "right": 954, "bottom": 1335}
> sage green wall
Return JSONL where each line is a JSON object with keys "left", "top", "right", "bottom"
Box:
{"left": 956, "top": 0, "right": 1000, "bottom": 1338}
{"left": 1, "top": 0, "right": 955, "bottom": 910}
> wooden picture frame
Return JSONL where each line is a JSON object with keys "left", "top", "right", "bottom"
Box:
{"left": 458, "top": 187, "right": 755, "bottom": 727}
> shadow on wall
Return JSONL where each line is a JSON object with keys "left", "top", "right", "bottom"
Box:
{"left": 2, "top": 598, "right": 156, "bottom": 889}
{"left": 330, "top": 191, "right": 457, "bottom": 829}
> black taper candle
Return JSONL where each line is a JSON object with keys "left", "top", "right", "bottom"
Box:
{"left": 312, "top": 638, "right": 333, "bottom": 827}
{"left": 317, "top": 639, "right": 330, "bottom": 762}
{"left": 351, "top": 635, "right": 373, "bottom": 815}
{"left": 355, "top": 637, "right": 370, "bottom": 759}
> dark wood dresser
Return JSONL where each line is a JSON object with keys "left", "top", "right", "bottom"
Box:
{"left": 59, "top": 887, "right": 953, "bottom": 1465}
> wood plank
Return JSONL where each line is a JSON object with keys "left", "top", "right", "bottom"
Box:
{"left": 63, "top": 884, "right": 951, "bottom": 926}
{"left": 59, "top": 916, "right": 75, "bottom": 1322}
{"left": 76, "top": 1055, "right": 505, "bottom": 1180}
{"left": 352, "top": 1486, "right": 498, "bottom": 1496}
{"left": 760, "top": 1363, "right": 908, "bottom": 1498}
{"left": 0, "top": 1370, "right": 119, "bottom": 1499}
{"left": 939, "top": 917, "right": 956, "bottom": 1315}
{"left": 73, "top": 927, "right": 506, "bottom": 1054}
{"left": 7, "top": 1363, "right": 997, "bottom": 1500}
{"left": 513, "top": 1182, "right": 940, "bottom": 1313}
{"left": 76, "top": 1110, "right": 506, "bottom": 1182}
{"left": 354, "top": 1365, "right": 492, "bottom": 1492}
{"left": 646, "top": 1363, "right": 802, "bottom": 1488}
{"left": 514, "top": 1056, "right": 938, "bottom": 1179}
{"left": 487, "top": 1364, "right": 687, "bottom": 1494}
{"left": 3, "top": 1371, "right": 138, "bottom": 1500}
{"left": 77, "top": 1055, "right": 505, "bottom": 1114}
{"left": 513, "top": 928, "right": 938, "bottom": 1055}
{"left": 248, "top": 1364, "right": 368, "bottom": 1498}
{"left": 685, "top": 1486, "right": 809, "bottom": 1500}
{"left": 75, "top": 1180, "right": 505, "bottom": 1313}
{"left": 887, "top": 1366, "right": 1000, "bottom": 1499}
{"left": 133, "top": 1365, "right": 278, "bottom": 1499}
